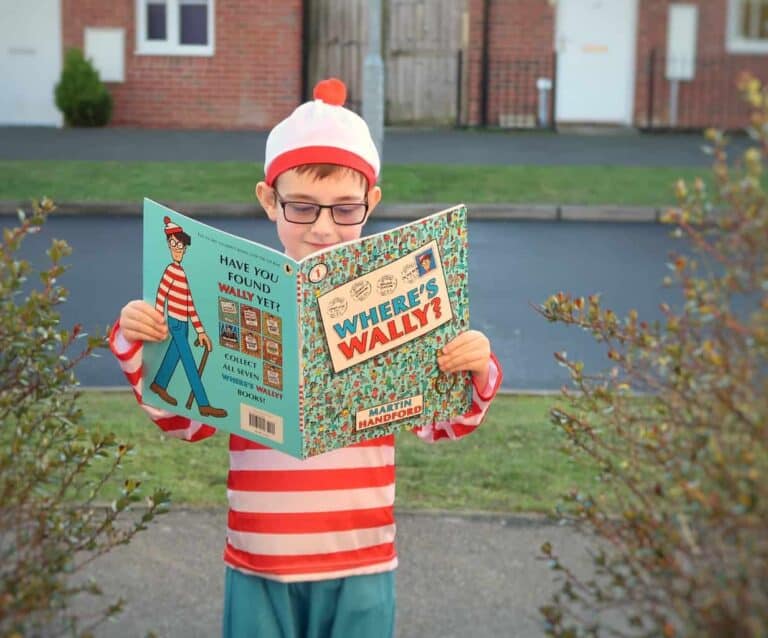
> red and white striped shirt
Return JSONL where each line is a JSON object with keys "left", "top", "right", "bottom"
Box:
{"left": 155, "top": 263, "right": 203, "bottom": 333}
{"left": 110, "top": 322, "right": 502, "bottom": 582}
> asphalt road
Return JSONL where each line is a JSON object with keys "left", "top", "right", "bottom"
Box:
{"left": 5, "top": 214, "right": 682, "bottom": 391}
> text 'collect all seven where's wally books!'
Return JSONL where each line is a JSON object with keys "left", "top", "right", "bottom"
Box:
{"left": 142, "top": 198, "right": 472, "bottom": 458}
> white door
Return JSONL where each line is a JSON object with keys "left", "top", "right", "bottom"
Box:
{"left": 0, "top": 0, "right": 62, "bottom": 125}
{"left": 555, "top": 0, "right": 638, "bottom": 124}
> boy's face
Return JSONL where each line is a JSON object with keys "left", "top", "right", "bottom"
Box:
{"left": 256, "top": 168, "right": 382, "bottom": 261}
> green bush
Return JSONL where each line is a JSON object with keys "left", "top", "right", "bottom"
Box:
{"left": 0, "top": 199, "right": 169, "bottom": 636}
{"left": 54, "top": 49, "right": 113, "bottom": 127}
{"left": 537, "top": 74, "right": 767, "bottom": 637}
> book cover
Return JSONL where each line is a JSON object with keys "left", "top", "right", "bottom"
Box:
{"left": 141, "top": 198, "right": 471, "bottom": 458}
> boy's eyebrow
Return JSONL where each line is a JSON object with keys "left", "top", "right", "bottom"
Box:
{"left": 282, "top": 192, "right": 366, "bottom": 202}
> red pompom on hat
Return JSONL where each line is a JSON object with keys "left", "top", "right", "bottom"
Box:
{"left": 264, "top": 78, "right": 380, "bottom": 188}
{"left": 163, "top": 215, "right": 183, "bottom": 235}
{"left": 313, "top": 78, "right": 347, "bottom": 105}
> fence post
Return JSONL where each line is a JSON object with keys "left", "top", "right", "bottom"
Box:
{"left": 300, "top": 0, "right": 311, "bottom": 102}
{"left": 646, "top": 48, "right": 656, "bottom": 130}
{"left": 480, "top": 0, "right": 490, "bottom": 127}
{"left": 456, "top": 49, "right": 464, "bottom": 127}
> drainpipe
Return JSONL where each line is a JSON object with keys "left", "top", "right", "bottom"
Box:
{"left": 363, "top": 0, "right": 384, "bottom": 159}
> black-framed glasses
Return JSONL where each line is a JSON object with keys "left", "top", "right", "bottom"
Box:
{"left": 274, "top": 191, "right": 369, "bottom": 225}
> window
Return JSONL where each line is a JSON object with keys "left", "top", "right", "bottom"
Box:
{"left": 136, "top": 0, "right": 214, "bottom": 56}
{"left": 727, "top": 0, "right": 768, "bottom": 53}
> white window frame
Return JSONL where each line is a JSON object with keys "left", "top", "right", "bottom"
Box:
{"left": 136, "top": 0, "right": 215, "bottom": 56}
{"left": 726, "top": 0, "right": 768, "bottom": 54}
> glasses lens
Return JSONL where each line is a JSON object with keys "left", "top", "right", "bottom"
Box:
{"left": 332, "top": 204, "right": 367, "bottom": 225}
{"left": 280, "top": 199, "right": 368, "bottom": 225}
{"left": 283, "top": 203, "right": 320, "bottom": 223}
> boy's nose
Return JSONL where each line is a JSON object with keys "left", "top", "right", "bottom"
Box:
{"left": 310, "top": 208, "right": 336, "bottom": 236}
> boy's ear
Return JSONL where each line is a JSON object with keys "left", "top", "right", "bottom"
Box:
{"left": 255, "top": 182, "right": 279, "bottom": 221}
{"left": 366, "top": 185, "right": 382, "bottom": 217}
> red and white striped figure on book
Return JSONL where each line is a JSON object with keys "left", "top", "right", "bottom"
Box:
{"left": 155, "top": 262, "right": 203, "bottom": 329}
{"left": 149, "top": 216, "right": 227, "bottom": 419}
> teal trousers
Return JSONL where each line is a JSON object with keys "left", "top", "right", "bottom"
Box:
{"left": 222, "top": 567, "right": 396, "bottom": 638}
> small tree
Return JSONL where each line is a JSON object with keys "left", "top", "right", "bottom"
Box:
{"left": 0, "top": 199, "right": 169, "bottom": 636}
{"left": 54, "top": 49, "right": 113, "bottom": 127}
{"left": 537, "top": 74, "right": 767, "bottom": 637}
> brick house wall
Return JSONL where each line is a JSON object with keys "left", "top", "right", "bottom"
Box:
{"left": 465, "top": 0, "right": 768, "bottom": 130}
{"left": 634, "top": 0, "right": 767, "bottom": 129}
{"left": 464, "top": 0, "right": 554, "bottom": 127}
{"left": 62, "top": 0, "right": 302, "bottom": 129}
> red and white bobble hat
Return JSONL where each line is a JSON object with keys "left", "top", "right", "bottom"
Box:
{"left": 264, "top": 78, "right": 380, "bottom": 189}
{"left": 163, "top": 215, "right": 183, "bottom": 235}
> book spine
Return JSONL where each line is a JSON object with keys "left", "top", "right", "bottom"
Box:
{"left": 296, "top": 271, "right": 305, "bottom": 446}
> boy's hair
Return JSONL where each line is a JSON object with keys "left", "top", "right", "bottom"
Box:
{"left": 168, "top": 231, "right": 191, "bottom": 246}
{"left": 292, "top": 163, "right": 367, "bottom": 188}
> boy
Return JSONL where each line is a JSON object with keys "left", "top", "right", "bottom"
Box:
{"left": 113, "top": 78, "right": 503, "bottom": 637}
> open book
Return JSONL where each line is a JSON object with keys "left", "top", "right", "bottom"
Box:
{"left": 142, "top": 198, "right": 472, "bottom": 458}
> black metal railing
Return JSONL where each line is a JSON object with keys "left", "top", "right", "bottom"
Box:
{"left": 474, "top": 54, "right": 558, "bottom": 130}
{"left": 641, "top": 49, "right": 759, "bottom": 131}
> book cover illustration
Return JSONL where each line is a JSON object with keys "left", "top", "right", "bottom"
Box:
{"left": 141, "top": 198, "right": 471, "bottom": 458}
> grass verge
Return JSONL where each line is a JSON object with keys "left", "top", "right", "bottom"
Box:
{"left": 80, "top": 391, "right": 598, "bottom": 513}
{"left": 0, "top": 161, "right": 709, "bottom": 207}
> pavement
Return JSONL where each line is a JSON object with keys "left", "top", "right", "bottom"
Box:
{"left": 0, "top": 125, "right": 748, "bottom": 166}
{"left": 72, "top": 509, "right": 593, "bottom": 638}
{"left": 3, "top": 125, "right": 678, "bottom": 636}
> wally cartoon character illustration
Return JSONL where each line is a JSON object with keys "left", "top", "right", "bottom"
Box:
{"left": 149, "top": 216, "right": 227, "bottom": 418}
{"left": 417, "top": 248, "right": 436, "bottom": 275}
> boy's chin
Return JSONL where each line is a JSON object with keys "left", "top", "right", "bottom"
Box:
{"left": 301, "top": 242, "right": 337, "bottom": 257}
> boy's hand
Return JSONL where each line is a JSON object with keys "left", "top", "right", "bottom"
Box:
{"left": 438, "top": 330, "right": 491, "bottom": 390}
{"left": 120, "top": 300, "right": 168, "bottom": 344}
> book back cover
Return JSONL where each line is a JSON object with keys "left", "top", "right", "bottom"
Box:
{"left": 141, "top": 199, "right": 303, "bottom": 456}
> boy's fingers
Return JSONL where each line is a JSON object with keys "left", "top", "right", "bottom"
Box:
{"left": 443, "top": 331, "right": 486, "bottom": 354}
{"left": 137, "top": 307, "right": 167, "bottom": 330}
{"left": 124, "top": 301, "right": 163, "bottom": 323}
{"left": 125, "top": 327, "right": 165, "bottom": 342}
{"left": 439, "top": 331, "right": 489, "bottom": 372}
{"left": 440, "top": 344, "right": 489, "bottom": 369}
{"left": 136, "top": 304, "right": 165, "bottom": 325}
{"left": 123, "top": 316, "right": 167, "bottom": 341}
{"left": 442, "top": 333, "right": 472, "bottom": 353}
{"left": 438, "top": 353, "right": 485, "bottom": 373}
{"left": 441, "top": 341, "right": 488, "bottom": 362}
{"left": 131, "top": 317, "right": 167, "bottom": 339}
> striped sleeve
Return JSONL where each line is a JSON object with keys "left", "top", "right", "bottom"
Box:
{"left": 155, "top": 266, "right": 173, "bottom": 314}
{"left": 411, "top": 352, "right": 502, "bottom": 443}
{"left": 109, "top": 320, "right": 217, "bottom": 442}
{"left": 188, "top": 296, "right": 204, "bottom": 333}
